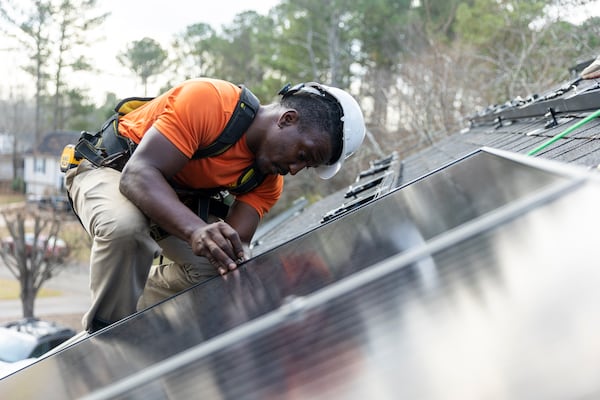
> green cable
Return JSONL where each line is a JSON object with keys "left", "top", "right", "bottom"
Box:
{"left": 527, "top": 108, "right": 600, "bottom": 156}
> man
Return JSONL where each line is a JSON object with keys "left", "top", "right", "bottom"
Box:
{"left": 65, "top": 78, "right": 366, "bottom": 333}
{"left": 581, "top": 54, "right": 600, "bottom": 79}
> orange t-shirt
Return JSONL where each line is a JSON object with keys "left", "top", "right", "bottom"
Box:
{"left": 117, "top": 78, "right": 283, "bottom": 218}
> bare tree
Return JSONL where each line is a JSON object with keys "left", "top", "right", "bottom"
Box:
{"left": 0, "top": 88, "right": 34, "bottom": 189}
{"left": 0, "top": 0, "right": 109, "bottom": 136}
{"left": 0, "top": 206, "right": 67, "bottom": 318}
{"left": 50, "top": 0, "right": 109, "bottom": 130}
{"left": 0, "top": 0, "right": 53, "bottom": 148}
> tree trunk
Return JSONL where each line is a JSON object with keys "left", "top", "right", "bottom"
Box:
{"left": 20, "top": 273, "right": 36, "bottom": 319}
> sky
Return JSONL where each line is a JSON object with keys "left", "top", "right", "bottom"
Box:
{"left": 0, "top": 0, "right": 280, "bottom": 104}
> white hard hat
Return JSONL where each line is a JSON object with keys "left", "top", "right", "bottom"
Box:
{"left": 279, "top": 82, "right": 366, "bottom": 179}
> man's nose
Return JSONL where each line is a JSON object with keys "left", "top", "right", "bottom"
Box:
{"left": 289, "top": 162, "right": 307, "bottom": 175}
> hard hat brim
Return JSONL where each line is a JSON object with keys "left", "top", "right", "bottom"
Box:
{"left": 315, "top": 160, "right": 342, "bottom": 179}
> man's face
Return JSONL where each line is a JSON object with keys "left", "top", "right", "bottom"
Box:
{"left": 256, "top": 116, "right": 333, "bottom": 176}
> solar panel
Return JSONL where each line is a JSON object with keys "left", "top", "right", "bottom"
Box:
{"left": 2, "top": 149, "right": 599, "bottom": 400}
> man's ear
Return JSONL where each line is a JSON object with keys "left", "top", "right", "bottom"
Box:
{"left": 278, "top": 109, "right": 299, "bottom": 127}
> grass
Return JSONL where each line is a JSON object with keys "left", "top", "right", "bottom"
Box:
{"left": 0, "top": 193, "right": 27, "bottom": 204}
{"left": 0, "top": 278, "right": 62, "bottom": 300}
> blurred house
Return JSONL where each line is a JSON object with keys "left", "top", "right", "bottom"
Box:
{"left": 0, "top": 132, "right": 30, "bottom": 191}
{"left": 23, "top": 131, "right": 79, "bottom": 196}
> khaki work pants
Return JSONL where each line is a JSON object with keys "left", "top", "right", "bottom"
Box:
{"left": 66, "top": 161, "right": 216, "bottom": 332}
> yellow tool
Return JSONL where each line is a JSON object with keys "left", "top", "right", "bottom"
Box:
{"left": 60, "top": 144, "right": 81, "bottom": 172}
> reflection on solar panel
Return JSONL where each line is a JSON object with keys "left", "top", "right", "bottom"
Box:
{"left": 2, "top": 148, "right": 600, "bottom": 399}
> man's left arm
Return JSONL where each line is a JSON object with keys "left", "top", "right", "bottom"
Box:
{"left": 225, "top": 200, "right": 260, "bottom": 252}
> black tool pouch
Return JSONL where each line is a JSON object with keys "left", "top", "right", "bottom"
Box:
{"left": 175, "top": 188, "right": 233, "bottom": 221}
{"left": 149, "top": 191, "right": 234, "bottom": 242}
{"left": 74, "top": 115, "right": 137, "bottom": 171}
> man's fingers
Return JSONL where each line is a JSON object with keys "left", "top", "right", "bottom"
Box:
{"left": 217, "top": 222, "right": 246, "bottom": 262}
{"left": 206, "top": 243, "right": 237, "bottom": 274}
{"left": 191, "top": 221, "right": 247, "bottom": 275}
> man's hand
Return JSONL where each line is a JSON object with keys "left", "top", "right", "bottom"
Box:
{"left": 190, "top": 221, "right": 248, "bottom": 275}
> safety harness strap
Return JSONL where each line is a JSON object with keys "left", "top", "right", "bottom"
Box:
{"left": 192, "top": 86, "right": 260, "bottom": 159}
{"left": 114, "top": 96, "right": 154, "bottom": 115}
{"left": 229, "top": 163, "right": 265, "bottom": 195}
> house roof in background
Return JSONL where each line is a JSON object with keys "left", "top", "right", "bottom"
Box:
{"left": 35, "top": 131, "right": 79, "bottom": 156}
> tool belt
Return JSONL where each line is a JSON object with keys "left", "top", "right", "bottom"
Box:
{"left": 149, "top": 190, "right": 234, "bottom": 241}
{"left": 74, "top": 114, "right": 137, "bottom": 171}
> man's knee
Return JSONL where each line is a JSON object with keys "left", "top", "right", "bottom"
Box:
{"left": 181, "top": 262, "right": 217, "bottom": 284}
{"left": 93, "top": 208, "right": 149, "bottom": 241}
